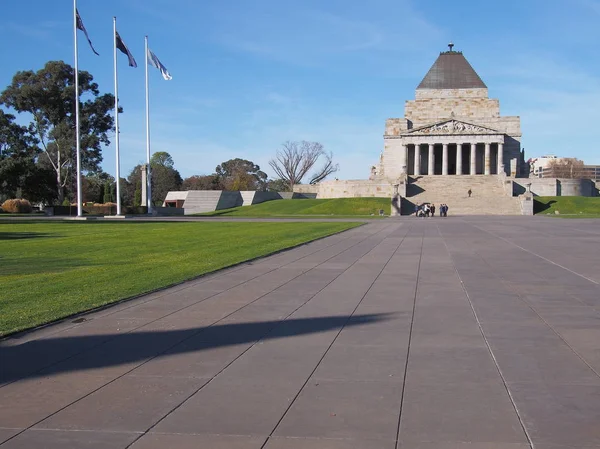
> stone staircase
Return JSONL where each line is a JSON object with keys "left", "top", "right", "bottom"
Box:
{"left": 404, "top": 175, "right": 521, "bottom": 215}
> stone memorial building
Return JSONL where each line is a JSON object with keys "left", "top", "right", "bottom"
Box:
{"left": 294, "top": 44, "right": 530, "bottom": 214}
{"left": 377, "top": 43, "right": 522, "bottom": 180}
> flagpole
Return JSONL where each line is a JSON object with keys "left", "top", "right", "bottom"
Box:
{"left": 113, "top": 17, "right": 122, "bottom": 216}
{"left": 74, "top": 0, "right": 83, "bottom": 217}
{"left": 145, "top": 35, "right": 152, "bottom": 214}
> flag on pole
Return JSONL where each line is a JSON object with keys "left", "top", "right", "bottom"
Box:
{"left": 76, "top": 9, "right": 99, "bottom": 56}
{"left": 116, "top": 31, "right": 137, "bottom": 67}
{"left": 147, "top": 48, "right": 172, "bottom": 80}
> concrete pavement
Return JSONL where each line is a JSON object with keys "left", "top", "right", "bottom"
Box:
{"left": 1, "top": 216, "right": 600, "bottom": 448}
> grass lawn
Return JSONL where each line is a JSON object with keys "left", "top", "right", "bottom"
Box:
{"left": 0, "top": 220, "right": 360, "bottom": 337}
{"left": 534, "top": 196, "right": 600, "bottom": 217}
{"left": 197, "top": 198, "right": 391, "bottom": 217}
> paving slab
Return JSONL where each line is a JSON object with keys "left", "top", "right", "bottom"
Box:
{"left": 0, "top": 430, "right": 21, "bottom": 446}
{"left": 152, "top": 377, "right": 301, "bottom": 436}
{"left": 0, "top": 429, "right": 139, "bottom": 449}
{"left": 129, "top": 433, "right": 267, "bottom": 449}
{"left": 274, "top": 379, "right": 402, "bottom": 440}
{"left": 0, "top": 372, "right": 112, "bottom": 428}
{"left": 264, "top": 436, "right": 394, "bottom": 449}
{"left": 3, "top": 217, "right": 600, "bottom": 448}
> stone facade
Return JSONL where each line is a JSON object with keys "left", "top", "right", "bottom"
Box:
{"left": 375, "top": 49, "right": 523, "bottom": 181}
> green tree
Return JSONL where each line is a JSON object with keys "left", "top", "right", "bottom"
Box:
{"left": 181, "top": 174, "right": 222, "bottom": 190}
{"left": 103, "top": 180, "right": 114, "bottom": 203}
{"left": 0, "top": 110, "right": 56, "bottom": 203}
{"left": 150, "top": 152, "right": 182, "bottom": 205}
{"left": 118, "top": 177, "right": 134, "bottom": 206}
{"left": 127, "top": 165, "right": 143, "bottom": 206}
{"left": 81, "top": 172, "right": 114, "bottom": 204}
{"left": 0, "top": 61, "right": 118, "bottom": 204}
{"left": 150, "top": 151, "right": 174, "bottom": 168}
{"left": 266, "top": 178, "right": 292, "bottom": 192}
{"left": 127, "top": 152, "right": 183, "bottom": 207}
{"left": 215, "top": 158, "right": 267, "bottom": 191}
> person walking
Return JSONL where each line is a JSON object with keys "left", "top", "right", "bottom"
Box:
{"left": 444, "top": 204, "right": 449, "bottom": 217}
{"left": 414, "top": 204, "right": 419, "bottom": 217}
{"left": 430, "top": 204, "right": 436, "bottom": 217}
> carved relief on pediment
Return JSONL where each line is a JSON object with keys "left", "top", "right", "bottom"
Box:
{"left": 412, "top": 120, "right": 497, "bottom": 135}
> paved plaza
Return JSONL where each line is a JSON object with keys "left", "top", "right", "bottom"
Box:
{"left": 1, "top": 217, "right": 600, "bottom": 448}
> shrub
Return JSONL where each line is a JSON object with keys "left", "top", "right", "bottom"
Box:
{"left": 1, "top": 199, "right": 33, "bottom": 214}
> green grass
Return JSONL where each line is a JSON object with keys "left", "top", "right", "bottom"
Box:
{"left": 534, "top": 196, "right": 600, "bottom": 217}
{"left": 197, "top": 198, "right": 391, "bottom": 217}
{"left": 0, "top": 220, "right": 360, "bottom": 336}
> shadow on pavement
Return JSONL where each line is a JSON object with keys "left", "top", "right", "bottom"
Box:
{"left": 0, "top": 313, "right": 394, "bottom": 385}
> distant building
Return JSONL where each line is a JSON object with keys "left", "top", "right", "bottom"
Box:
{"left": 529, "top": 155, "right": 600, "bottom": 179}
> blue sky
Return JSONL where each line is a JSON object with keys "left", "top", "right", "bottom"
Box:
{"left": 2, "top": 0, "right": 600, "bottom": 181}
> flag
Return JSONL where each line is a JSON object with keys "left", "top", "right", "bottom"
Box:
{"left": 147, "top": 48, "right": 172, "bottom": 80}
{"left": 116, "top": 31, "right": 137, "bottom": 67}
{"left": 76, "top": 9, "right": 99, "bottom": 56}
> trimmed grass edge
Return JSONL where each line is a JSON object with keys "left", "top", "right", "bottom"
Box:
{"left": 1, "top": 222, "right": 363, "bottom": 341}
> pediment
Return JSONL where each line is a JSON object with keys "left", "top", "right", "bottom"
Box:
{"left": 407, "top": 119, "right": 501, "bottom": 135}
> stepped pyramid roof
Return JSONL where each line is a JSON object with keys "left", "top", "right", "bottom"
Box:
{"left": 417, "top": 45, "right": 487, "bottom": 90}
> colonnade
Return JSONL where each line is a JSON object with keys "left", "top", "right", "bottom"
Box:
{"left": 405, "top": 141, "right": 504, "bottom": 176}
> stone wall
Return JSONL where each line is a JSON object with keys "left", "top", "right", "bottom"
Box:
{"left": 382, "top": 139, "right": 406, "bottom": 179}
{"left": 294, "top": 180, "right": 394, "bottom": 198}
{"left": 512, "top": 179, "right": 599, "bottom": 197}
{"left": 415, "top": 88, "right": 489, "bottom": 99}
{"left": 405, "top": 99, "right": 501, "bottom": 125}
{"left": 240, "top": 191, "right": 282, "bottom": 206}
{"left": 165, "top": 190, "right": 291, "bottom": 214}
{"left": 152, "top": 207, "right": 184, "bottom": 216}
{"left": 385, "top": 118, "right": 409, "bottom": 136}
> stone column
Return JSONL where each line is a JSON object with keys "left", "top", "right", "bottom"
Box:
{"left": 456, "top": 143, "right": 463, "bottom": 175}
{"left": 497, "top": 142, "right": 504, "bottom": 175}
{"left": 484, "top": 143, "right": 491, "bottom": 175}
{"left": 442, "top": 143, "right": 448, "bottom": 176}
{"left": 428, "top": 144, "right": 434, "bottom": 175}
{"left": 140, "top": 164, "right": 147, "bottom": 206}
{"left": 470, "top": 143, "right": 476, "bottom": 175}
{"left": 414, "top": 144, "right": 421, "bottom": 176}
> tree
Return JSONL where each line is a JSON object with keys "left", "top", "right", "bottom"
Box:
{"left": 150, "top": 151, "right": 174, "bottom": 169}
{"left": 0, "top": 60, "right": 118, "bottom": 204}
{"left": 182, "top": 174, "right": 222, "bottom": 190}
{"left": 266, "top": 178, "right": 291, "bottom": 192}
{"left": 127, "top": 165, "right": 144, "bottom": 206}
{"left": 0, "top": 110, "right": 56, "bottom": 203}
{"left": 216, "top": 158, "right": 267, "bottom": 191}
{"left": 119, "top": 177, "right": 134, "bottom": 206}
{"left": 269, "top": 141, "right": 339, "bottom": 190}
{"left": 547, "top": 158, "right": 587, "bottom": 179}
{"left": 151, "top": 164, "right": 182, "bottom": 206}
{"left": 133, "top": 151, "right": 183, "bottom": 206}
{"left": 82, "top": 172, "right": 114, "bottom": 204}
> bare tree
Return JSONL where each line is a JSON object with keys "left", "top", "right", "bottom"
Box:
{"left": 547, "top": 158, "right": 587, "bottom": 178}
{"left": 269, "top": 141, "right": 339, "bottom": 190}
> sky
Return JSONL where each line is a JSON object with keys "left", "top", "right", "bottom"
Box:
{"left": 2, "top": 0, "right": 600, "bottom": 181}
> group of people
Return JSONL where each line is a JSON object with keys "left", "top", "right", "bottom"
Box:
{"left": 414, "top": 203, "right": 449, "bottom": 217}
